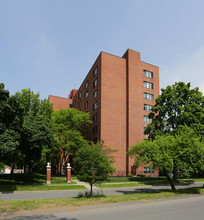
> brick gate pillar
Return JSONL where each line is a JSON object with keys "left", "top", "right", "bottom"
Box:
{"left": 67, "top": 163, "right": 71, "bottom": 183}
{"left": 46, "top": 162, "right": 51, "bottom": 184}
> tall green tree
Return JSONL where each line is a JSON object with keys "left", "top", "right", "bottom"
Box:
{"left": 15, "top": 89, "right": 54, "bottom": 172}
{"left": 0, "top": 83, "right": 23, "bottom": 169}
{"left": 74, "top": 144, "right": 115, "bottom": 196}
{"left": 52, "top": 108, "right": 91, "bottom": 174}
{"left": 145, "top": 82, "right": 204, "bottom": 180}
{"left": 129, "top": 126, "right": 204, "bottom": 190}
{"left": 145, "top": 82, "right": 204, "bottom": 139}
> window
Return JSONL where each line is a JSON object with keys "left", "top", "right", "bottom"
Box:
{"left": 78, "top": 101, "right": 81, "bottom": 108}
{"left": 144, "top": 127, "right": 146, "bottom": 132}
{"left": 144, "top": 167, "right": 154, "bottom": 173}
{"left": 78, "top": 92, "right": 81, "bottom": 98}
{"left": 85, "top": 81, "right": 88, "bottom": 89}
{"left": 93, "top": 67, "right": 98, "bottom": 77}
{"left": 144, "top": 81, "right": 153, "bottom": 89}
{"left": 144, "top": 70, "right": 153, "bottom": 78}
{"left": 85, "top": 91, "right": 88, "bottom": 99}
{"left": 93, "top": 90, "right": 98, "bottom": 99}
{"left": 144, "top": 104, "right": 152, "bottom": 111}
{"left": 93, "top": 101, "right": 98, "bottom": 110}
{"left": 85, "top": 101, "right": 88, "bottom": 109}
{"left": 144, "top": 93, "right": 154, "bottom": 101}
{"left": 93, "top": 113, "right": 97, "bottom": 122}
{"left": 144, "top": 115, "right": 152, "bottom": 123}
{"left": 93, "top": 125, "right": 97, "bottom": 134}
{"left": 93, "top": 78, "right": 98, "bottom": 88}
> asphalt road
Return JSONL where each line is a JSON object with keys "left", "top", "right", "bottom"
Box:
{"left": 0, "top": 182, "right": 203, "bottom": 201}
{"left": 2, "top": 194, "right": 204, "bottom": 219}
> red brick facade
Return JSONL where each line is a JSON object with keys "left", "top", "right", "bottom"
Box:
{"left": 49, "top": 95, "right": 72, "bottom": 111}
{"left": 49, "top": 49, "right": 159, "bottom": 177}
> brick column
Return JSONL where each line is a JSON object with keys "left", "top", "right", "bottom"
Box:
{"left": 46, "top": 162, "right": 51, "bottom": 184}
{"left": 67, "top": 163, "right": 71, "bottom": 183}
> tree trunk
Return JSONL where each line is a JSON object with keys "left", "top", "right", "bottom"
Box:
{"left": 25, "top": 165, "right": 29, "bottom": 173}
{"left": 173, "top": 164, "right": 178, "bottom": 182}
{"left": 90, "top": 183, "right": 93, "bottom": 196}
{"left": 11, "top": 163, "right": 14, "bottom": 174}
{"left": 165, "top": 172, "right": 176, "bottom": 190}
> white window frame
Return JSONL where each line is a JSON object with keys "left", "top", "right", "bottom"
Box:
{"left": 93, "top": 78, "right": 98, "bottom": 88}
{"left": 93, "top": 67, "right": 98, "bottom": 77}
{"left": 144, "top": 93, "right": 154, "bottom": 101}
{"left": 93, "top": 101, "right": 98, "bottom": 110}
{"left": 144, "top": 115, "right": 152, "bottom": 123}
{"left": 144, "top": 70, "right": 153, "bottom": 78}
{"left": 144, "top": 104, "right": 152, "bottom": 111}
{"left": 85, "top": 81, "right": 88, "bottom": 89}
{"left": 93, "top": 90, "right": 98, "bottom": 99}
{"left": 144, "top": 81, "right": 153, "bottom": 89}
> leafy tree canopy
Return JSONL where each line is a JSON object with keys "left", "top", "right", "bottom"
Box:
{"left": 74, "top": 144, "right": 115, "bottom": 195}
{"left": 14, "top": 89, "right": 54, "bottom": 172}
{"left": 0, "top": 83, "right": 22, "bottom": 166}
{"left": 145, "top": 82, "right": 204, "bottom": 139}
{"left": 129, "top": 126, "right": 204, "bottom": 190}
{"left": 52, "top": 108, "right": 92, "bottom": 174}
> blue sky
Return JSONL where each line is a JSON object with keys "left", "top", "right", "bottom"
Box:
{"left": 1, "top": 0, "right": 204, "bottom": 99}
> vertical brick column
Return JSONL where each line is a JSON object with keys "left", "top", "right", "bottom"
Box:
{"left": 67, "top": 163, "right": 71, "bottom": 183}
{"left": 46, "top": 162, "right": 51, "bottom": 184}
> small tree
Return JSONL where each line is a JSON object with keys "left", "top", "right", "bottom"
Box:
{"left": 129, "top": 126, "right": 204, "bottom": 190}
{"left": 74, "top": 144, "right": 115, "bottom": 196}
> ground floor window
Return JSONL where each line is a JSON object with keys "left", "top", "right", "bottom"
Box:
{"left": 144, "top": 167, "right": 154, "bottom": 173}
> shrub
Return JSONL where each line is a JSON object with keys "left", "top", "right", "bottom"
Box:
{"left": 137, "top": 174, "right": 145, "bottom": 177}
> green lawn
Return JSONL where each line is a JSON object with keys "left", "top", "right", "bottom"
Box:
{"left": 106, "top": 176, "right": 167, "bottom": 183}
{"left": 1, "top": 187, "right": 204, "bottom": 214}
{"left": 106, "top": 176, "right": 204, "bottom": 184}
{"left": 97, "top": 176, "right": 203, "bottom": 188}
{"left": 0, "top": 173, "right": 81, "bottom": 192}
{"left": 1, "top": 174, "right": 203, "bottom": 192}
{"left": 97, "top": 183, "right": 145, "bottom": 188}
{"left": 0, "top": 184, "right": 86, "bottom": 192}
{"left": 0, "top": 173, "right": 78, "bottom": 184}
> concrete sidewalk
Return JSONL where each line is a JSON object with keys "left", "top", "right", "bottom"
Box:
{"left": 74, "top": 179, "right": 99, "bottom": 190}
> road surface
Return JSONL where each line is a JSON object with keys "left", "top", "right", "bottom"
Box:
{"left": 2, "top": 194, "right": 204, "bottom": 219}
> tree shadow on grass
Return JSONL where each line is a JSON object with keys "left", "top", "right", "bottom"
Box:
{"left": 108, "top": 176, "right": 195, "bottom": 186}
{"left": 0, "top": 173, "right": 46, "bottom": 193}
{"left": 115, "top": 187, "right": 202, "bottom": 195}
{"left": 0, "top": 185, "right": 17, "bottom": 193}
{"left": 0, "top": 173, "right": 46, "bottom": 185}
{"left": 127, "top": 177, "right": 195, "bottom": 186}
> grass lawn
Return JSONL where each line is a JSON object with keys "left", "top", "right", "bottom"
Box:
{"left": 1, "top": 187, "right": 204, "bottom": 213}
{"left": 0, "top": 173, "right": 82, "bottom": 192}
{"left": 97, "top": 183, "right": 146, "bottom": 188}
{"left": 0, "top": 185, "right": 86, "bottom": 192}
{"left": 106, "top": 176, "right": 167, "bottom": 183}
{"left": 1, "top": 174, "right": 203, "bottom": 192}
{"left": 96, "top": 176, "right": 204, "bottom": 188}
{"left": 105, "top": 176, "right": 203, "bottom": 184}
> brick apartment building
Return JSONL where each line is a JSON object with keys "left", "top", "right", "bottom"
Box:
{"left": 49, "top": 49, "right": 159, "bottom": 176}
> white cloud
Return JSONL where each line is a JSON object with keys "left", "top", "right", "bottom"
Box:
{"left": 160, "top": 46, "right": 204, "bottom": 94}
